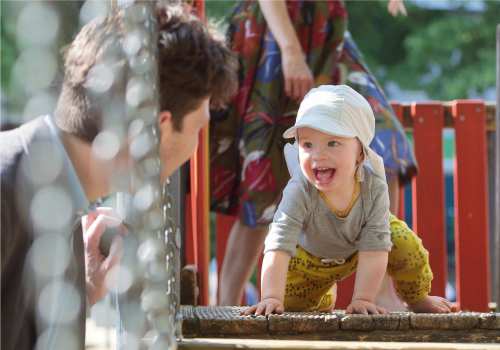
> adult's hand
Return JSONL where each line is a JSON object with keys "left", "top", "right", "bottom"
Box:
{"left": 82, "top": 207, "right": 126, "bottom": 306}
{"left": 388, "top": 0, "right": 407, "bottom": 16}
{"left": 281, "top": 46, "right": 314, "bottom": 102}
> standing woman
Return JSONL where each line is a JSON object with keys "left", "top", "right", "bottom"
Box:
{"left": 211, "top": 0, "right": 416, "bottom": 307}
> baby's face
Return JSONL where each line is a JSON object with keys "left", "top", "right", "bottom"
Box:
{"left": 297, "top": 127, "right": 362, "bottom": 195}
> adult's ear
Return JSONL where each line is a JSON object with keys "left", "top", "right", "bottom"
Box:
{"left": 158, "top": 110, "right": 173, "bottom": 138}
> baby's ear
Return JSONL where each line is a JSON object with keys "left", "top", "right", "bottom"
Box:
{"left": 357, "top": 145, "right": 366, "bottom": 164}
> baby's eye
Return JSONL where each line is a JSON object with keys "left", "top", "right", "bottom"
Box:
{"left": 328, "top": 140, "right": 340, "bottom": 147}
{"left": 303, "top": 141, "right": 313, "bottom": 149}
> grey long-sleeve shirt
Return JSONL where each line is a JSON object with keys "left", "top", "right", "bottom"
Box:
{"left": 264, "top": 164, "right": 392, "bottom": 259}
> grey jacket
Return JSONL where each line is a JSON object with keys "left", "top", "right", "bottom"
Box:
{"left": 1, "top": 116, "right": 87, "bottom": 350}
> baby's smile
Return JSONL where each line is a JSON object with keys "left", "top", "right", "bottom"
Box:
{"left": 313, "top": 166, "right": 336, "bottom": 185}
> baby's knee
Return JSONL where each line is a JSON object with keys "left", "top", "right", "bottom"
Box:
{"left": 390, "top": 220, "right": 426, "bottom": 253}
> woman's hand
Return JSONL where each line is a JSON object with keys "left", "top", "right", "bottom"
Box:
{"left": 257, "top": 0, "right": 314, "bottom": 101}
{"left": 281, "top": 46, "right": 314, "bottom": 102}
{"left": 388, "top": 0, "right": 407, "bottom": 16}
{"left": 242, "top": 297, "right": 285, "bottom": 316}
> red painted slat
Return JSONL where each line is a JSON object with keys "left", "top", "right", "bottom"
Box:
{"left": 184, "top": 193, "right": 196, "bottom": 266}
{"left": 190, "top": 128, "right": 210, "bottom": 305}
{"left": 187, "top": 0, "right": 209, "bottom": 306}
{"left": 256, "top": 253, "right": 264, "bottom": 301}
{"left": 451, "top": 100, "right": 490, "bottom": 311}
{"left": 215, "top": 213, "right": 235, "bottom": 303}
{"left": 336, "top": 275, "right": 356, "bottom": 309}
{"left": 391, "top": 102, "right": 407, "bottom": 221}
{"left": 411, "top": 103, "right": 447, "bottom": 297}
{"left": 193, "top": 0, "right": 205, "bottom": 19}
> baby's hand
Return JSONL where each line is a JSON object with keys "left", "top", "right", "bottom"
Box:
{"left": 242, "top": 297, "right": 284, "bottom": 316}
{"left": 347, "top": 299, "right": 387, "bottom": 315}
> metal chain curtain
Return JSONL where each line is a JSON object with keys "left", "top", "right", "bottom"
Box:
{"left": 115, "top": 1, "right": 180, "bottom": 348}
{"left": 6, "top": 0, "right": 181, "bottom": 347}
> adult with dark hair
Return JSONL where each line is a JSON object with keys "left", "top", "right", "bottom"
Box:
{"left": 1, "top": 4, "right": 237, "bottom": 350}
{"left": 211, "top": 0, "right": 416, "bottom": 308}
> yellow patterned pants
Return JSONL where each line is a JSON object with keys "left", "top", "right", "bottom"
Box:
{"left": 284, "top": 215, "right": 433, "bottom": 311}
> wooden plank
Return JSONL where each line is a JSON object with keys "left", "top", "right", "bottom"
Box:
{"left": 180, "top": 306, "right": 500, "bottom": 343}
{"left": 335, "top": 275, "right": 355, "bottom": 310}
{"left": 185, "top": 193, "right": 196, "bottom": 266}
{"left": 188, "top": 0, "right": 209, "bottom": 307}
{"left": 179, "top": 338, "right": 500, "bottom": 350}
{"left": 391, "top": 102, "right": 407, "bottom": 220}
{"left": 190, "top": 127, "right": 210, "bottom": 305}
{"left": 256, "top": 253, "right": 263, "bottom": 301}
{"left": 495, "top": 24, "right": 500, "bottom": 313}
{"left": 215, "top": 213, "right": 236, "bottom": 303}
{"left": 451, "top": 101, "right": 490, "bottom": 311}
{"left": 410, "top": 103, "right": 447, "bottom": 297}
{"left": 397, "top": 103, "right": 496, "bottom": 131}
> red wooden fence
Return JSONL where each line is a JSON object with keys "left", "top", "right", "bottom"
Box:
{"left": 451, "top": 101, "right": 490, "bottom": 311}
{"left": 185, "top": 0, "right": 210, "bottom": 306}
{"left": 187, "top": 100, "right": 495, "bottom": 312}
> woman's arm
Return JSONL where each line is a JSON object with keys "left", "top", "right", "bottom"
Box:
{"left": 243, "top": 250, "right": 291, "bottom": 315}
{"left": 257, "top": 0, "right": 301, "bottom": 53}
{"left": 257, "top": 0, "right": 313, "bottom": 101}
{"left": 348, "top": 250, "right": 388, "bottom": 314}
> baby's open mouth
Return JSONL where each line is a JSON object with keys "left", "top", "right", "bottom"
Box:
{"left": 313, "top": 167, "right": 336, "bottom": 184}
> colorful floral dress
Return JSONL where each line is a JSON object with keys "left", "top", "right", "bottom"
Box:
{"left": 210, "top": 0, "right": 417, "bottom": 228}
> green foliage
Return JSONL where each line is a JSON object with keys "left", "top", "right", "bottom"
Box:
{"left": 1, "top": 1, "right": 83, "bottom": 118}
{"left": 347, "top": 0, "right": 497, "bottom": 100}
{"left": 1, "top": 1, "right": 19, "bottom": 100}
{"left": 205, "top": 0, "right": 237, "bottom": 22}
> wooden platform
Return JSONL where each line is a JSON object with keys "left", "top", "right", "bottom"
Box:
{"left": 178, "top": 338, "right": 500, "bottom": 350}
{"left": 180, "top": 306, "right": 500, "bottom": 343}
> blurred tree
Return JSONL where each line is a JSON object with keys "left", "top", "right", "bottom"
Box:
{"left": 344, "top": 0, "right": 497, "bottom": 100}
{"left": 1, "top": 1, "right": 82, "bottom": 121}
{"left": 206, "top": 0, "right": 237, "bottom": 22}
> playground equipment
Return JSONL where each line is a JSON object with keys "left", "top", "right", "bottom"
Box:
{"left": 184, "top": 101, "right": 496, "bottom": 312}
{"left": 174, "top": 2, "right": 500, "bottom": 346}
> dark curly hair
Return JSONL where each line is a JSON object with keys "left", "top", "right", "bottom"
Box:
{"left": 55, "top": 4, "right": 237, "bottom": 141}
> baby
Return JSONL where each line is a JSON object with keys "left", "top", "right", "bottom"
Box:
{"left": 244, "top": 85, "right": 455, "bottom": 315}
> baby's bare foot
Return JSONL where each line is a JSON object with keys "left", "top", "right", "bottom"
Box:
{"left": 409, "top": 295, "right": 458, "bottom": 313}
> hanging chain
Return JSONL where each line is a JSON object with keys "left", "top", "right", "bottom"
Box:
{"left": 120, "top": 1, "right": 179, "bottom": 348}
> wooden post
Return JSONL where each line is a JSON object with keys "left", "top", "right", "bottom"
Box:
{"left": 451, "top": 100, "right": 490, "bottom": 311}
{"left": 495, "top": 24, "right": 500, "bottom": 312}
{"left": 410, "top": 103, "right": 447, "bottom": 297}
{"left": 216, "top": 214, "right": 236, "bottom": 303}
{"left": 391, "top": 102, "right": 407, "bottom": 221}
{"left": 190, "top": 128, "right": 210, "bottom": 306}
{"left": 188, "top": 0, "right": 209, "bottom": 306}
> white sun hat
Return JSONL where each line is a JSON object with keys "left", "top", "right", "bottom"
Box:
{"left": 283, "top": 84, "right": 386, "bottom": 180}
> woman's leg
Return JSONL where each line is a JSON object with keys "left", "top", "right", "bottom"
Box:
{"left": 375, "top": 273, "right": 407, "bottom": 312}
{"left": 388, "top": 176, "right": 400, "bottom": 215}
{"left": 218, "top": 220, "right": 268, "bottom": 305}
